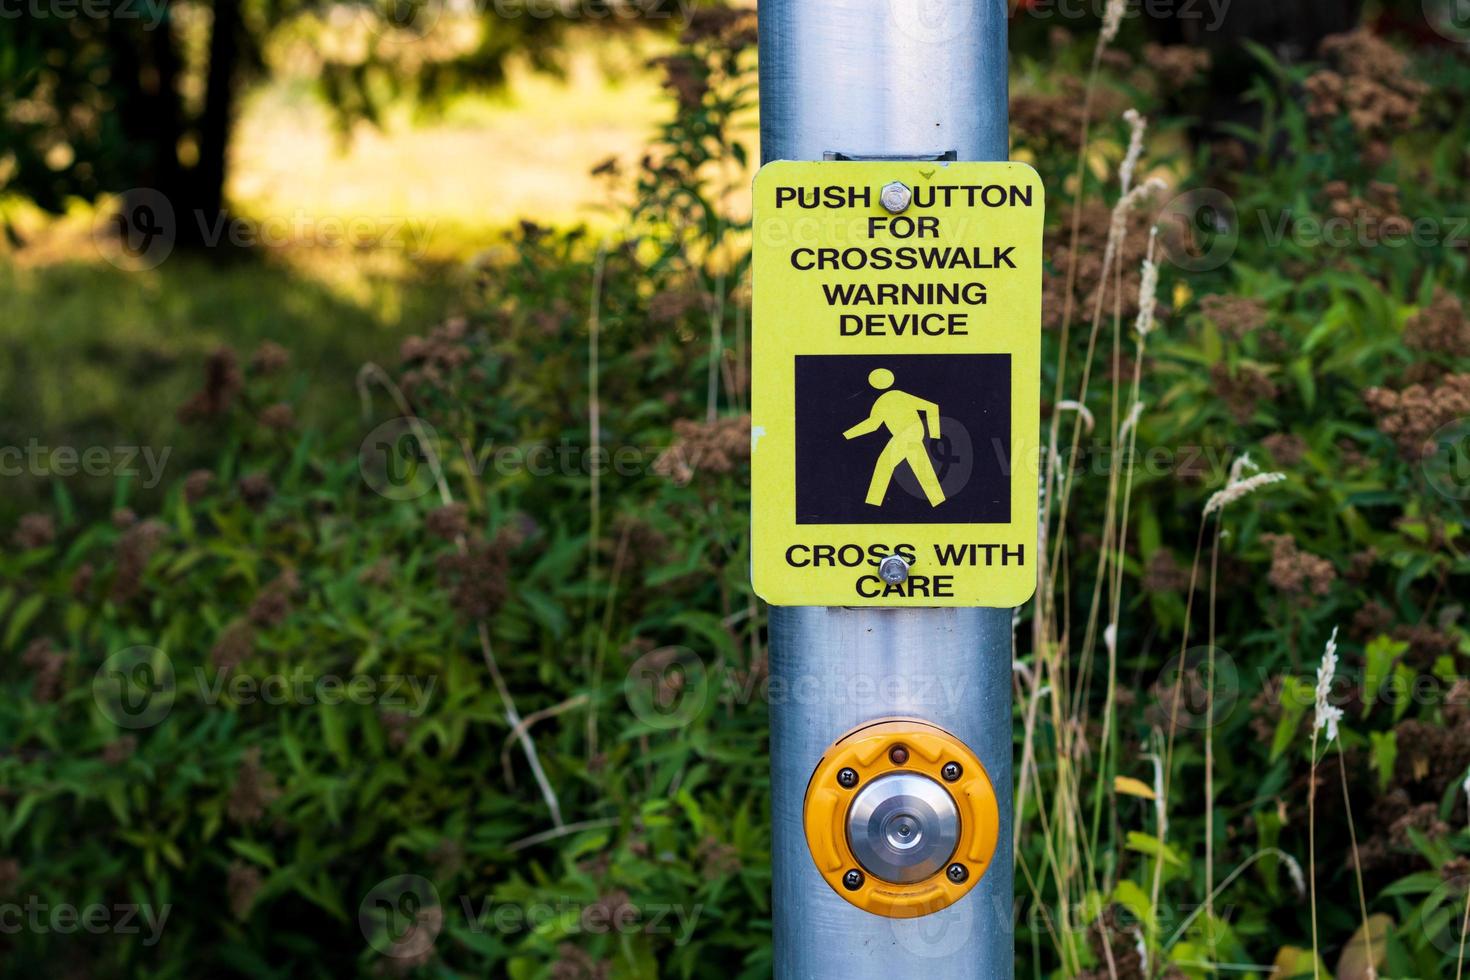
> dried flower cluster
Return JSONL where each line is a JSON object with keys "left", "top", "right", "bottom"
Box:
{"left": 1011, "top": 78, "right": 1126, "bottom": 155}
{"left": 227, "top": 862, "right": 262, "bottom": 920}
{"left": 1199, "top": 294, "right": 1267, "bottom": 341}
{"left": 1363, "top": 372, "right": 1470, "bottom": 458}
{"left": 1358, "top": 788, "right": 1452, "bottom": 874}
{"left": 1262, "top": 432, "right": 1308, "bottom": 467}
{"left": 1043, "top": 196, "right": 1155, "bottom": 330}
{"left": 248, "top": 569, "right": 300, "bottom": 627}
{"left": 111, "top": 518, "right": 169, "bottom": 603}
{"left": 22, "top": 637, "right": 68, "bottom": 703}
{"left": 1209, "top": 362, "right": 1279, "bottom": 422}
{"left": 1261, "top": 533, "right": 1337, "bottom": 598}
{"left": 257, "top": 402, "right": 295, "bottom": 432}
{"left": 436, "top": 532, "right": 515, "bottom": 621}
{"left": 1144, "top": 43, "right": 1211, "bottom": 90}
{"left": 399, "top": 318, "right": 475, "bottom": 395}
{"left": 1304, "top": 29, "right": 1427, "bottom": 137}
{"left": 551, "top": 943, "right": 611, "bottom": 980}
{"left": 211, "top": 620, "right": 255, "bottom": 672}
{"left": 1320, "top": 179, "right": 1410, "bottom": 243}
{"left": 184, "top": 468, "right": 213, "bottom": 503}
{"left": 249, "top": 341, "right": 290, "bottom": 376}
{"left": 12, "top": 512, "right": 55, "bottom": 550}
{"left": 238, "top": 473, "right": 274, "bottom": 509}
{"left": 1394, "top": 712, "right": 1470, "bottom": 805}
{"left": 227, "top": 747, "right": 281, "bottom": 825}
{"left": 425, "top": 503, "right": 469, "bottom": 542}
{"left": 1404, "top": 289, "right": 1470, "bottom": 358}
{"left": 653, "top": 415, "right": 751, "bottom": 485}
{"left": 178, "top": 346, "right": 243, "bottom": 422}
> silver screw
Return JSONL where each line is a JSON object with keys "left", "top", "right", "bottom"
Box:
{"left": 880, "top": 181, "right": 911, "bottom": 214}
{"left": 878, "top": 555, "right": 910, "bottom": 585}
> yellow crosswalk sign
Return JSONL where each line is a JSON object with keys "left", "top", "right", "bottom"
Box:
{"left": 751, "top": 160, "right": 1044, "bottom": 607}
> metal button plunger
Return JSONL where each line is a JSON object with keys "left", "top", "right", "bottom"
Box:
{"left": 845, "top": 772, "right": 960, "bottom": 884}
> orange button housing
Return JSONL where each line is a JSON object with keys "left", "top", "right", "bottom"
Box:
{"left": 802, "top": 718, "right": 1000, "bottom": 918}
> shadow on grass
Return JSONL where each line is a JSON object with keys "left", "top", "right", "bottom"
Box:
{"left": 0, "top": 248, "right": 464, "bottom": 522}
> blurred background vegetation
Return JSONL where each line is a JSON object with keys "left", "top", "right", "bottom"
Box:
{"left": 3, "top": 0, "right": 1470, "bottom": 977}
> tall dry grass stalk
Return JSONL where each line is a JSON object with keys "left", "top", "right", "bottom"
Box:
{"left": 1458, "top": 770, "right": 1470, "bottom": 980}
{"left": 1020, "top": 69, "right": 1174, "bottom": 968}
{"left": 355, "top": 363, "right": 566, "bottom": 828}
{"left": 1150, "top": 455, "right": 1285, "bottom": 954}
{"left": 1205, "top": 516, "right": 1221, "bottom": 960}
{"left": 584, "top": 243, "right": 609, "bottom": 758}
{"left": 1309, "top": 627, "right": 1342, "bottom": 979}
{"left": 1336, "top": 737, "right": 1376, "bottom": 979}
{"left": 1022, "top": 11, "right": 1308, "bottom": 975}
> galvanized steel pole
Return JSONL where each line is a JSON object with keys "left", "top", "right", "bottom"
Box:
{"left": 758, "top": 1, "right": 1015, "bottom": 977}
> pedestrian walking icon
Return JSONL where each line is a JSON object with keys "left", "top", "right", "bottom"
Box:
{"left": 791, "top": 352, "right": 1009, "bottom": 526}
{"left": 842, "top": 368, "right": 946, "bottom": 508}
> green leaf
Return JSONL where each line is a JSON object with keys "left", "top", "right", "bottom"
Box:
{"left": 1369, "top": 730, "right": 1397, "bottom": 794}
{"left": 1361, "top": 635, "right": 1407, "bottom": 712}
{"left": 320, "top": 704, "right": 351, "bottom": 767}
{"left": 1111, "top": 878, "right": 1154, "bottom": 931}
{"left": 1125, "top": 831, "right": 1184, "bottom": 868}
{"left": 3, "top": 593, "right": 45, "bottom": 651}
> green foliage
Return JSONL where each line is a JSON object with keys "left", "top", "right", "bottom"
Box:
{"left": 1010, "top": 26, "right": 1470, "bottom": 979}
{"left": 2, "top": 26, "right": 762, "bottom": 977}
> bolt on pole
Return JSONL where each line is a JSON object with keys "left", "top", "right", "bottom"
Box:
{"left": 757, "top": 0, "right": 1015, "bottom": 977}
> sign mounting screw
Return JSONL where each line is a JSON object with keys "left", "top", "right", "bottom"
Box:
{"left": 880, "top": 181, "right": 912, "bottom": 214}
{"left": 878, "top": 555, "right": 910, "bottom": 585}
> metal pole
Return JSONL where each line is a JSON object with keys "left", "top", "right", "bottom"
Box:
{"left": 758, "top": 1, "right": 1014, "bottom": 977}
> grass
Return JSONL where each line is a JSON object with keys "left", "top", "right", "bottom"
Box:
{"left": 0, "top": 251, "right": 460, "bottom": 520}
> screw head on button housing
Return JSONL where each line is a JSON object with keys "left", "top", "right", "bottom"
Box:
{"left": 843, "top": 869, "right": 864, "bottom": 891}
{"left": 837, "top": 767, "right": 859, "bottom": 789}
{"left": 941, "top": 761, "right": 962, "bottom": 782}
{"left": 802, "top": 718, "right": 1000, "bottom": 919}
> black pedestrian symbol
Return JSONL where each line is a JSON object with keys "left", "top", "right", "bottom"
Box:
{"left": 793, "top": 353, "right": 1011, "bottom": 525}
{"left": 842, "top": 368, "right": 946, "bottom": 507}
